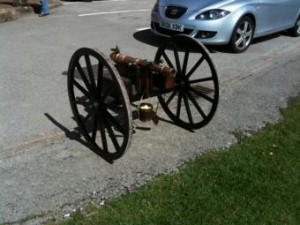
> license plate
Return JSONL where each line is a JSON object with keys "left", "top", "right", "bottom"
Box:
{"left": 160, "top": 21, "right": 184, "bottom": 32}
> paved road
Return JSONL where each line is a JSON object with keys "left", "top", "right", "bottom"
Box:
{"left": 0, "top": 0, "right": 300, "bottom": 223}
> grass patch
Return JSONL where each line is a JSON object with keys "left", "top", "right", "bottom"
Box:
{"left": 54, "top": 97, "right": 300, "bottom": 225}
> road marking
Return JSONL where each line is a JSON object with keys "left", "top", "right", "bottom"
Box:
{"left": 104, "top": 0, "right": 131, "bottom": 2}
{"left": 79, "top": 9, "right": 151, "bottom": 17}
{"left": 136, "top": 27, "right": 150, "bottom": 31}
{"left": 64, "top": 0, "right": 130, "bottom": 5}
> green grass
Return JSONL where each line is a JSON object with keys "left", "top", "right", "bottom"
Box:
{"left": 54, "top": 97, "right": 300, "bottom": 225}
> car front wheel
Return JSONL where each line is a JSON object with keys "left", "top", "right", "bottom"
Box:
{"left": 229, "top": 16, "right": 254, "bottom": 53}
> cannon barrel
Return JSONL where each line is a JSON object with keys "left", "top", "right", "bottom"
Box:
{"left": 110, "top": 51, "right": 176, "bottom": 77}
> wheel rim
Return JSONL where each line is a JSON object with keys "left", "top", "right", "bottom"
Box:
{"left": 155, "top": 35, "right": 219, "bottom": 130}
{"left": 67, "top": 48, "right": 132, "bottom": 160}
{"left": 296, "top": 18, "right": 300, "bottom": 34}
{"left": 234, "top": 20, "right": 253, "bottom": 50}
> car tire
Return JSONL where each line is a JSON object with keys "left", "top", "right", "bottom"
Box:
{"left": 229, "top": 16, "right": 254, "bottom": 53}
{"left": 288, "top": 14, "right": 300, "bottom": 37}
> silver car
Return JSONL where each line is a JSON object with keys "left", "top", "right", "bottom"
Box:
{"left": 151, "top": 0, "right": 300, "bottom": 52}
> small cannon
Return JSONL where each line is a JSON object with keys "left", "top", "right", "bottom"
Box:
{"left": 67, "top": 35, "right": 219, "bottom": 162}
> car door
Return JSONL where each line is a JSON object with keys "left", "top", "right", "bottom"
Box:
{"left": 280, "top": 0, "right": 300, "bottom": 27}
{"left": 255, "top": 0, "right": 286, "bottom": 35}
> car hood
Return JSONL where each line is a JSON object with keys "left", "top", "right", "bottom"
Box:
{"left": 159, "top": 0, "right": 236, "bottom": 12}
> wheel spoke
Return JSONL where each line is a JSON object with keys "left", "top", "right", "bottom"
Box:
{"left": 245, "top": 31, "right": 252, "bottom": 37}
{"left": 189, "top": 77, "right": 213, "bottom": 84}
{"left": 76, "top": 62, "right": 92, "bottom": 93}
{"left": 104, "top": 116, "right": 120, "bottom": 151}
{"left": 165, "top": 90, "right": 178, "bottom": 105}
{"left": 173, "top": 46, "right": 181, "bottom": 74}
{"left": 243, "top": 22, "right": 249, "bottom": 32}
{"left": 99, "top": 117, "right": 108, "bottom": 152}
{"left": 186, "top": 56, "right": 205, "bottom": 79}
{"left": 82, "top": 109, "right": 93, "bottom": 124}
{"left": 190, "top": 87, "right": 214, "bottom": 103}
{"left": 85, "top": 55, "right": 97, "bottom": 94}
{"left": 92, "top": 111, "right": 98, "bottom": 141}
{"left": 236, "top": 28, "right": 243, "bottom": 35}
{"left": 96, "top": 62, "right": 104, "bottom": 99}
{"left": 176, "top": 91, "right": 182, "bottom": 118}
{"left": 101, "top": 84, "right": 115, "bottom": 102}
{"left": 104, "top": 109, "right": 126, "bottom": 135}
{"left": 182, "top": 49, "right": 189, "bottom": 76}
{"left": 242, "top": 38, "right": 247, "bottom": 47}
{"left": 183, "top": 92, "right": 193, "bottom": 124}
{"left": 186, "top": 91, "right": 206, "bottom": 119}
{"left": 73, "top": 79, "right": 90, "bottom": 98}
{"left": 235, "top": 36, "right": 243, "bottom": 47}
{"left": 162, "top": 51, "right": 175, "bottom": 69}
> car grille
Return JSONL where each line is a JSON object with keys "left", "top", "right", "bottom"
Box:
{"left": 152, "top": 22, "right": 193, "bottom": 36}
{"left": 165, "top": 5, "right": 187, "bottom": 19}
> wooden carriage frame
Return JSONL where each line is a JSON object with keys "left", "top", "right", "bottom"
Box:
{"left": 67, "top": 35, "right": 219, "bottom": 162}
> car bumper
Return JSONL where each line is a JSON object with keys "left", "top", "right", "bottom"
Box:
{"left": 151, "top": 11, "right": 237, "bottom": 45}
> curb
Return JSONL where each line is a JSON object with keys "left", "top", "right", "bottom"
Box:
{"left": 0, "top": 4, "right": 18, "bottom": 22}
{"left": 0, "top": 0, "right": 62, "bottom": 22}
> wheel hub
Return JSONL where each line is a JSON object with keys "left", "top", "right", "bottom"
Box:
{"left": 241, "top": 31, "right": 246, "bottom": 39}
{"left": 179, "top": 80, "right": 186, "bottom": 87}
{"left": 176, "top": 74, "right": 188, "bottom": 87}
{"left": 93, "top": 102, "right": 99, "bottom": 108}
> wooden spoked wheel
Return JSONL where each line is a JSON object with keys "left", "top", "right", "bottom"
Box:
{"left": 67, "top": 48, "right": 132, "bottom": 161}
{"left": 155, "top": 35, "right": 219, "bottom": 130}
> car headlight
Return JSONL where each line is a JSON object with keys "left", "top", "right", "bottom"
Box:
{"left": 196, "top": 9, "right": 230, "bottom": 20}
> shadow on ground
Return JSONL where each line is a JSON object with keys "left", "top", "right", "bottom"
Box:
{"left": 44, "top": 113, "right": 116, "bottom": 164}
{"left": 133, "top": 29, "right": 290, "bottom": 54}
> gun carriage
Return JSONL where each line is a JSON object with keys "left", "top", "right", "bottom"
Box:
{"left": 67, "top": 35, "right": 219, "bottom": 162}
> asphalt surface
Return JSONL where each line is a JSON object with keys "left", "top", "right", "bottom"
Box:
{"left": 1, "top": 46, "right": 299, "bottom": 225}
{"left": 0, "top": 1, "right": 300, "bottom": 224}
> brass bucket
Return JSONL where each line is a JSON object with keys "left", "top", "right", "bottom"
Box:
{"left": 138, "top": 103, "right": 153, "bottom": 122}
